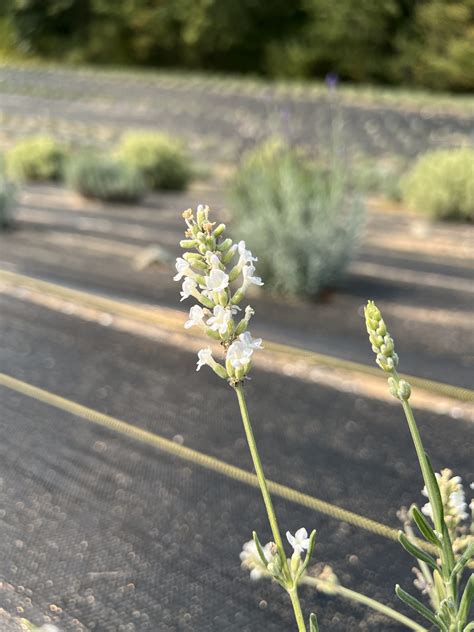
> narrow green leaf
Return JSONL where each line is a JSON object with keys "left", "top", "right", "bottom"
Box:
{"left": 433, "top": 613, "right": 449, "bottom": 632}
{"left": 433, "top": 569, "right": 446, "bottom": 600}
{"left": 395, "top": 584, "right": 439, "bottom": 626}
{"left": 458, "top": 574, "right": 474, "bottom": 628}
{"left": 424, "top": 453, "right": 444, "bottom": 528}
{"left": 411, "top": 505, "right": 441, "bottom": 547}
{"left": 309, "top": 612, "right": 319, "bottom": 632}
{"left": 440, "top": 520, "right": 456, "bottom": 578}
{"left": 300, "top": 529, "right": 317, "bottom": 575}
{"left": 424, "top": 454, "right": 456, "bottom": 575}
{"left": 398, "top": 531, "right": 438, "bottom": 571}
{"left": 252, "top": 531, "right": 268, "bottom": 567}
{"left": 451, "top": 543, "right": 474, "bottom": 579}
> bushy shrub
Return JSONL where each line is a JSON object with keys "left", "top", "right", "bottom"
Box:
{"left": 116, "top": 132, "right": 192, "bottom": 191}
{"left": 351, "top": 157, "right": 405, "bottom": 201}
{"left": 401, "top": 148, "right": 474, "bottom": 221}
{"left": 66, "top": 154, "right": 146, "bottom": 203}
{"left": 0, "top": 160, "right": 15, "bottom": 229}
{"left": 230, "top": 139, "right": 364, "bottom": 296}
{"left": 6, "top": 135, "right": 66, "bottom": 182}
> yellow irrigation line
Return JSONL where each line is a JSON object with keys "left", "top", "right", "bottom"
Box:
{"left": 1, "top": 268, "right": 473, "bottom": 403}
{"left": 0, "top": 371, "right": 405, "bottom": 546}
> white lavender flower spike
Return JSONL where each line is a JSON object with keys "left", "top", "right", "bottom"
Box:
{"left": 176, "top": 205, "right": 263, "bottom": 384}
{"left": 175, "top": 206, "right": 316, "bottom": 630}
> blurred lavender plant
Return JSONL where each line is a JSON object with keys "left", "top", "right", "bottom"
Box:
{"left": 231, "top": 139, "right": 364, "bottom": 296}
{"left": 365, "top": 301, "right": 473, "bottom": 631}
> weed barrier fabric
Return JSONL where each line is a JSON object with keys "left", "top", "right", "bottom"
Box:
{"left": 1, "top": 174, "right": 473, "bottom": 390}
{"left": 0, "top": 220, "right": 473, "bottom": 388}
{"left": 1, "top": 389, "right": 415, "bottom": 631}
{"left": 1, "top": 296, "right": 473, "bottom": 630}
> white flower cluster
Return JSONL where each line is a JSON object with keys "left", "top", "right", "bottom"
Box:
{"left": 421, "top": 468, "right": 471, "bottom": 530}
{"left": 240, "top": 539, "right": 275, "bottom": 581}
{"left": 240, "top": 528, "right": 312, "bottom": 583}
{"left": 175, "top": 205, "right": 263, "bottom": 383}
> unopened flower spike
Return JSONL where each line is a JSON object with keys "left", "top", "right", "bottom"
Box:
{"left": 364, "top": 300, "right": 411, "bottom": 401}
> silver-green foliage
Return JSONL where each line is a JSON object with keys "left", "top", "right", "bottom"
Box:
{"left": 231, "top": 140, "right": 364, "bottom": 296}
{"left": 401, "top": 148, "right": 474, "bottom": 221}
{"left": 6, "top": 135, "right": 66, "bottom": 182}
{"left": 116, "top": 132, "right": 192, "bottom": 191}
{"left": 66, "top": 154, "right": 146, "bottom": 203}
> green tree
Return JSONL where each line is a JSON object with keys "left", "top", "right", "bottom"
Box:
{"left": 265, "top": 0, "right": 403, "bottom": 81}
{"left": 394, "top": 0, "right": 474, "bottom": 91}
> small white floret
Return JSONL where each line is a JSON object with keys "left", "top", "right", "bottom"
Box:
{"left": 237, "top": 240, "right": 258, "bottom": 266}
{"left": 286, "top": 527, "right": 310, "bottom": 554}
{"left": 180, "top": 277, "right": 197, "bottom": 301}
{"left": 239, "top": 331, "right": 263, "bottom": 350}
{"left": 173, "top": 257, "right": 191, "bottom": 281}
{"left": 207, "top": 305, "right": 233, "bottom": 335}
{"left": 227, "top": 340, "right": 253, "bottom": 370}
{"left": 242, "top": 264, "right": 263, "bottom": 287}
{"left": 204, "top": 269, "right": 229, "bottom": 292}
{"left": 244, "top": 306, "right": 255, "bottom": 322}
{"left": 185, "top": 305, "right": 205, "bottom": 329}
{"left": 196, "top": 348, "right": 214, "bottom": 371}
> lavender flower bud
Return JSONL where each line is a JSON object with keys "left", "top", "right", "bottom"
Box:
{"left": 364, "top": 301, "right": 398, "bottom": 373}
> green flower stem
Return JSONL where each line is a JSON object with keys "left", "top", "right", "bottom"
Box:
{"left": 301, "top": 576, "right": 427, "bottom": 632}
{"left": 289, "top": 586, "right": 308, "bottom": 632}
{"left": 397, "top": 392, "right": 454, "bottom": 572}
{"left": 398, "top": 393, "right": 441, "bottom": 534}
{"left": 397, "top": 379, "right": 456, "bottom": 603}
{"left": 234, "top": 383, "right": 307, "bottom": 632}
{"left": 235, "top": 384, "right": 285, "bottom": 551}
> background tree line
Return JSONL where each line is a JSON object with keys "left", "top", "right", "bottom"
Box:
{"left": 1, "top": 0, "right": 473, "bottom": 91}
